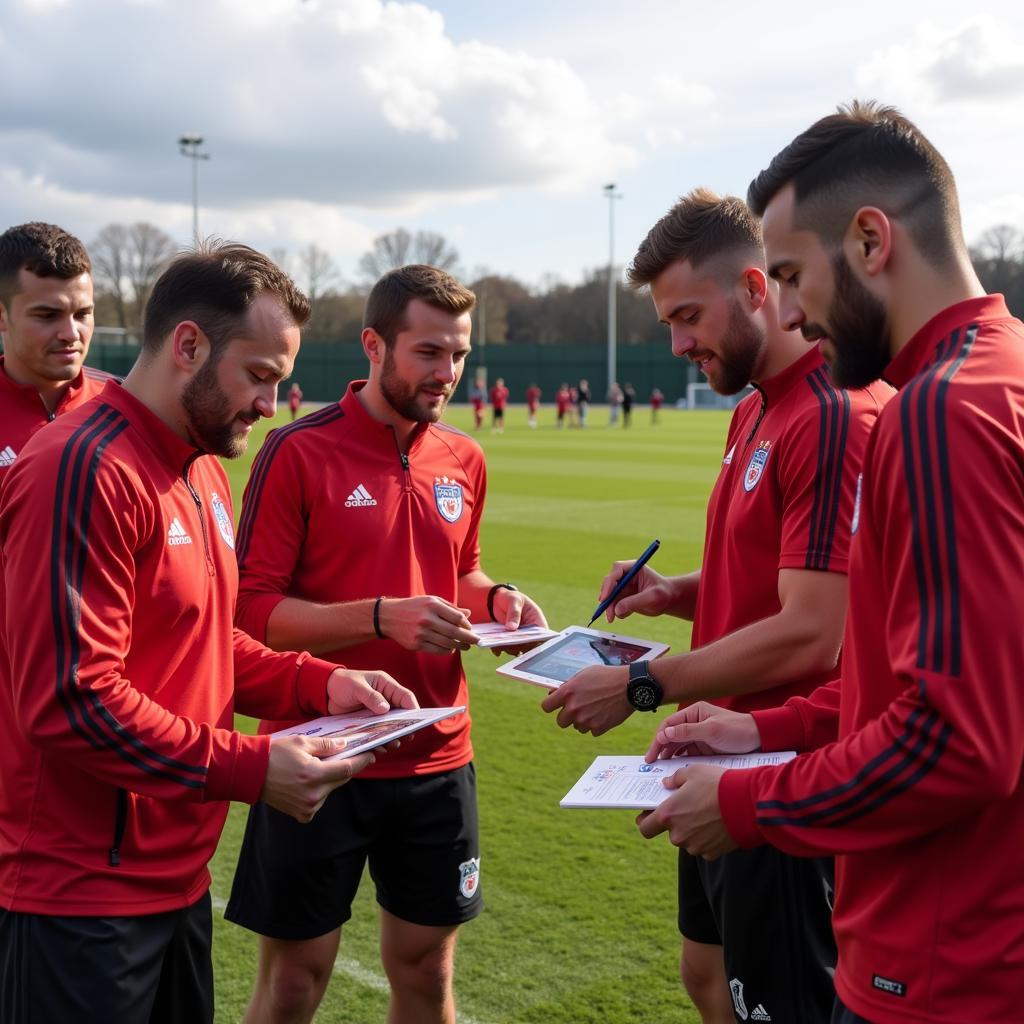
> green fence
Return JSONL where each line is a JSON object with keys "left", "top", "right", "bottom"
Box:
{"left": 85, "top": 338, "right": 697, "bottom": 406}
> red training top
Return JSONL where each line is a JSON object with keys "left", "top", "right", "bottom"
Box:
{"left": 0, "top": 356, "right": 115, "bottom": 479}
{"left": 236, "top": 381, "right": 486, "bottom": 777}
{"left": 525, "top": 385, "right": 541, "bottom": 409}
{"left": 694, "top": 347, "right": 891, "bottom": 712}
{"left": 0, "top": 383, "right": 336, "bottom": 916}
{"left": 489, "top": 384, "right": 509, "bottom": 410}
{"left": 720, "top": 297, "right": 1024, "bottom": 1024}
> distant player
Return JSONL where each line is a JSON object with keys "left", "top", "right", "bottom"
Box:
{"left": 576, "top": 378, "right": 591, "bottom": 427}
{"left": 469, "top": 380, "right": 485, "bottom": 430}
{"left": 650, "top": 386, "right": 664, "bottom": 424}
{"left": 287, "top": 380, "right": 303, "bottom": 420}
{"left": 0, "top": 222, "right": 113, "bottom": 480}
{"left": 555, "top": 383, "right": 572, "bottom": 427}
{"left": 489, "top": 375, "right": 509, "bottom": 433}
{"left": 525, "top": 381, "right": 541, "bottom": 428}
{"left": 622, "top": 382, "right": 635, "bottom": 427}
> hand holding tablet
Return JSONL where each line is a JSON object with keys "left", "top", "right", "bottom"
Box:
{"left": 497, "top": 626, "right": 669, "bottom": 689}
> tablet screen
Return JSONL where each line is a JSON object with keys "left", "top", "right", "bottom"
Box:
{"left": 513, "top": 632, "right": 651, "bottom": 683}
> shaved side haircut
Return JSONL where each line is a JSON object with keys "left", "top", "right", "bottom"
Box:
{"left": 747, "top": 100, "right": 965, "bottom": 270}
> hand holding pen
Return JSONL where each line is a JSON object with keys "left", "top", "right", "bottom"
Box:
{"left": 588, "top": 539, "right": 661, "bottom": 625}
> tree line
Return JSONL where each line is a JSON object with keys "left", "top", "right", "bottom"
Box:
{"left": 90, "top": 223, "right": 1024, "bottom": 345}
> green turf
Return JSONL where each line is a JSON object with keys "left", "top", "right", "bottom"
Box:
{"left": 211, "top": 401, "right": 731, "bottom": 1023}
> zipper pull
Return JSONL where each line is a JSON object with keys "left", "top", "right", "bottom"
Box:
{"left": 109, "top": 847, "right": 121, "bottom": 867}
{"left": 400, "top": 453, "right": 410, "bottom": 470}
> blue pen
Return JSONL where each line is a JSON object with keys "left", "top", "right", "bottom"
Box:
{"left": 587, "top": 539, "right": 660, "bottom": 626}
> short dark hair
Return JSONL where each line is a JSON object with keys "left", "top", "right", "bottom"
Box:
{"left": 747, "top": 100, "right": 964, "bottom": 269}
{"left": 627, "top": 188, "right": 763, "bottom": 290}
{"left": 142, "top": 240, "right": 310, "bottom": 356}
{"left": 0, "top": 222, "right": 91, "bottom": 306}
{"left": 364, "top": 264, "right": 475, "bottom": 346}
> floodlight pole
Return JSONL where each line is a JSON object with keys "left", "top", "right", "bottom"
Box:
{"left": 604, "top": 183, "right": 622, "bottom": 396}
{"left": 178, "top": 134, "right": 210, "bottom": 243}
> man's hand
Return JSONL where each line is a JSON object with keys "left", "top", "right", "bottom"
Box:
{"left": 377, "top": 596, "right": 478, "bottom": 655}
{"left": 541, "top": 665, "right": 632, "bottom": 735}
{"left": 636, "top": 763, "right": 737, "bottom": 859}
{"left": 326, "top": 668, "right": 419, "bottom": 716}
{"left": 599, "top": 559, "right": 675, "bottom": 622}
{"left": 261, "top": 735, "right": 375, "bottom": 822}
{"left": 645, "top": 701, "right": 761, "bottom": 761}
{"left": 488, "top": 588, "right": 550, "bottom": 656}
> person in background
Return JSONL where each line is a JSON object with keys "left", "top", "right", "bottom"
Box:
{"left": 489, "top": 375, "right": 508, "bottom": 434}
{"left": 525, "top": 381, "right": 541, "bottom": 428}
{"left": 608, "top": 381, "right": 623, "bottom": 426}
{"left": 622, "top": 382, "right": 636, "bottom": 427}
{"left": 650, "top": 386, "right": 664, "bottom": 423}
{"left": 0, "top": 222, "right": 114, "bottom": 480}
{"left": 576, "top": 377, "right": 591, "bottom": 427}
{"left": 287, "top": 381, "right": 303, "bottom": 421}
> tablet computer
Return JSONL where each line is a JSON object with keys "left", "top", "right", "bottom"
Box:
{"left": 496, "top": 626, "right": 669, "bottom": 689}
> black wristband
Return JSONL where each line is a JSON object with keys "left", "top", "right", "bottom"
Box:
{"left": 373, "top": 596, "right": 386, "bottom": 639}
{"left": 487, "top": 582, "right": 517, "bottom": 621}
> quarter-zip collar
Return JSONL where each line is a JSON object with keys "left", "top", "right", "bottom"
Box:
{"left": 0, "top": 355, "right": 92, "bottom": 420}
{"left": 95, "top": 380, "right": 203, "bottom": 471}
{"left": 751, "top": 345, "right": 826, "bottom": 406}
{"left": 342, "top": 379, "right": 432, "bottom": 457}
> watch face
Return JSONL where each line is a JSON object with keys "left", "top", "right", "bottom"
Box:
{"left": 628, "top": 680, "right": 660, "bottom": 711}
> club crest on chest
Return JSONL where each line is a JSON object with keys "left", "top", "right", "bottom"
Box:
{"left": 434, "top": 476, "right": 464, "bottom": 523}
{"left": 743, "top": 440, "right": 772, "bottom": 492}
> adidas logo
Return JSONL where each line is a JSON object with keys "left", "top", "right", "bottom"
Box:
{"left": 751, "top": 1005, "right": 771, "bottom": 1021}
{"left": 344, "top": 484, "right": 378, "bottom": 508}
{"left": 0, "top": 445, "right": 16, "bottom": 467}
{"left": 167, "top": 517, "right": 193, "bottom": 546}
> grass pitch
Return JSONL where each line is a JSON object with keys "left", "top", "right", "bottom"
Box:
{"left": 212, "top": 401, "right": 731, "bottom": 1023}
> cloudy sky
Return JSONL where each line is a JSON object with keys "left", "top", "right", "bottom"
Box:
{"left": 3, "top": 0, "right": 1024, "bottom": 288}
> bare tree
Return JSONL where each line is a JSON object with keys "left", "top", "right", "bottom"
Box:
{"left": 358, "top": 228, "right": 459, "bottom": 279}
{"left": 91, "top": 222, "right": 177, "bottom": 333}
{"left": 299, "top": 244, "right": 339, "bottom": 306}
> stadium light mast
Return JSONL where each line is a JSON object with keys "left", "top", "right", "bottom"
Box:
{"left": 178, "top": 134, "right": 210, "bottom": 243}
{"left": 604, "top": 183, "right": 622, "bottom": 397}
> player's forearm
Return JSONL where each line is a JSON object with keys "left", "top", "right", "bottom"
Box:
{"left": 264, "top": 596, "right": 378, "bottom": 654}
{"left": 456, "top": 569, "right": 497, "bottom": 622}
{"left": 664, "top": 570, "right": 701, "bottom": 620}
{"left": 653, "top": 608, "right": 841, "bottom": 705}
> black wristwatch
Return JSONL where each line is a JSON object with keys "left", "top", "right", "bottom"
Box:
{"left": 626, "top": 660, "right": 663, "bottom": 712}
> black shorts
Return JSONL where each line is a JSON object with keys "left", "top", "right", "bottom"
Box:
{"left": 679, "top": 847, "right": 837, "bottom": 1023}
{"left": 0, "top": 892, "right": 213, "bottom": 1024}
{"left": 226, "top": 763, "right": 482, "bottom": 940}
{"left": 831, "top": 996, "right": 874, "bottom": 1024}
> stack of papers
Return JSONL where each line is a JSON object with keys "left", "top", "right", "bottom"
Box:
{"left": 560, "top": 752, "right": 797, "bottom": 809}
{"left": 469, "top": 622, "right": 558, "bottom": 648}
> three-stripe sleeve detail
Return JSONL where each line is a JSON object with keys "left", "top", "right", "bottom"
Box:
{"left": 49, "top": 404, "right": 209, "bottom": 787}
{"left": 805, "top": 368, "right": 851, "bottom": 570}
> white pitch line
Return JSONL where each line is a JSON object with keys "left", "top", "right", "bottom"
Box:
{"left": 211, "top": 893, "right": 489, "bottom": 1024}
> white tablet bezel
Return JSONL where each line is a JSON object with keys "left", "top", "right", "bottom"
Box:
{"left": 495, "top": 625, "right": 670, "bottom": 690}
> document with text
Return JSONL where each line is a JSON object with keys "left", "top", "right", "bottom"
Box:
{"left": 560, "top": 752, "right": 798, "bottom": 809}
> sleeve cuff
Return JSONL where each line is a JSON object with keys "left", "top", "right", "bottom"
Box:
{"left": 205, "top": 732, "right": 271, "bottom": 804}
{"left": 294, "top": 652, "right": 340, "bottom": 716}
{"left": 752, "top": 705, "right": 806, "bottom": 752}
{"left": 718, "top": 768, "right": 765, "bottom": 849}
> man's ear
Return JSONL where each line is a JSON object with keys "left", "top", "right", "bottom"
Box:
{"left": 739, "top": 266, "right": 769, "bottom": 312}
{"left": 846, "top": 206, "right": 892, "bottom": 278}
{"left": 362, "top": 327, "right": 386, "bottom": 365}
{"left": 170, "top": 320, "right": 211, "bottom": 373}
{"left": 0, "top": 300, "right": 9, "bottom": 335}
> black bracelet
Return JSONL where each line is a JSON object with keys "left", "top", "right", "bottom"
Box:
{"left": 487, "top": 582, "right": 517, "bottom": 621}
{"left": 373, "top": 596, "right": 386, "bottom": 639}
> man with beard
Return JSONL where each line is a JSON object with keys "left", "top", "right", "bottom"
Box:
{"left": 0, "top": 222, "right": 114, "bottom": 481}
{"left": 0, "top": 242, "right": 415, "bottom": 1024}
{"left": 543, "top": 189, "right": 890, "bottom": 1023}
{"left": 637, "top": 102, "right": 1024, "bottom": 1024}
{"left": 226, "top": 264, "right": 547, "bottom": 1024}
